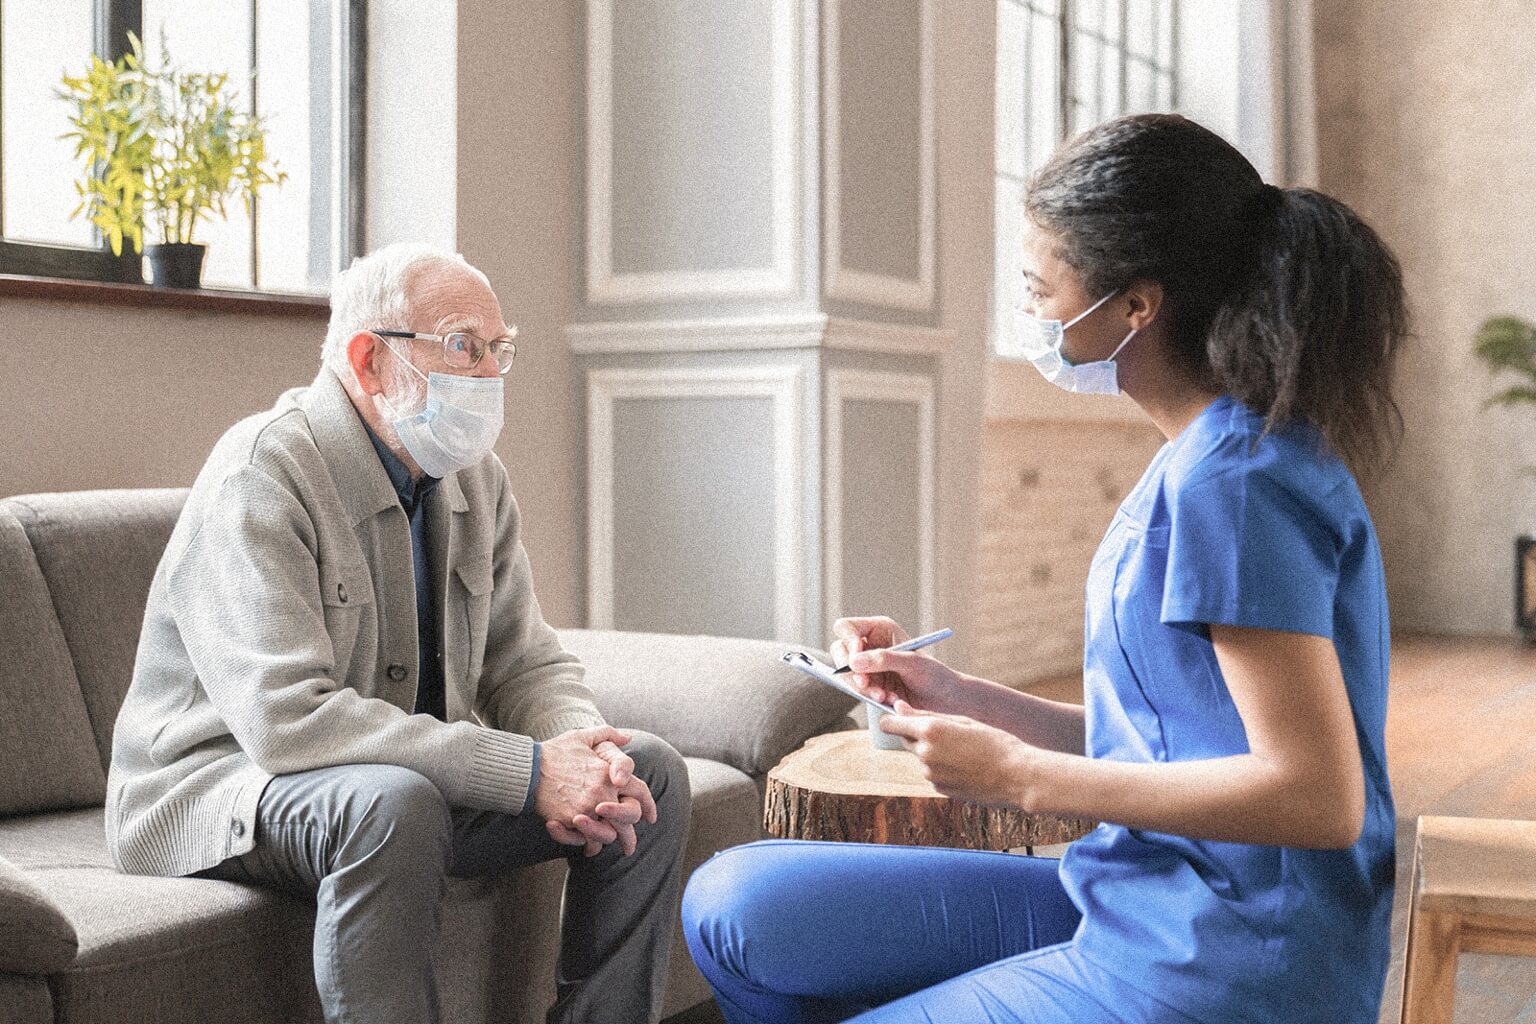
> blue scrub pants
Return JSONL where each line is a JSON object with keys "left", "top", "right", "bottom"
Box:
{"left": 683, "top": 840, "right": 1196, "bottom": 1024}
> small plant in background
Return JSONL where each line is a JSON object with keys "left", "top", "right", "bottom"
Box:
{"left": 1475, "top": 315, "right": 1536, "bottom": 409}
{"left": 1476, "top": 315, "right": 1536, "bottom": 639}
{"left": 58, "top": 31, "right": 284, "bottom": 258}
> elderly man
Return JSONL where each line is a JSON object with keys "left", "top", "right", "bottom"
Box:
{"left": 105, "top": 243, "right": 689, "bottom": 1024}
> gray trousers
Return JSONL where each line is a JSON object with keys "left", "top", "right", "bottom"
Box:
{"left": 195, "top": 731, "right": 690, "bottom": 1024}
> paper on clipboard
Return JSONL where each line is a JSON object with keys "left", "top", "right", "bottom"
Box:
{"left": 780, "top": 650, "right": 897, "bottom": 715}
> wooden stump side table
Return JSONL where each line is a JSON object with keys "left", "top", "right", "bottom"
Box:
{"left": 764, "top": 730, "right": 1097, "bottom": 851}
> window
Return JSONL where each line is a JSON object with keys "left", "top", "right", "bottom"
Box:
{"left": 0, "top": 0, "right": 363, "bottom": 293}
{"left": 994, "top": 0, "right": 1179, "bottom": 345}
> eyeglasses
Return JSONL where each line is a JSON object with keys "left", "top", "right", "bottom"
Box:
{"left": 371, "top": 328, "right": 518, "bottom": 374}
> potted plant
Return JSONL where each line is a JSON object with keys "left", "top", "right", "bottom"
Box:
{"left": 59, "top": 32, "right": 284, "bottom": 288}
{"left": 1474, "top": 314, "right": 1536, "bottom": 641}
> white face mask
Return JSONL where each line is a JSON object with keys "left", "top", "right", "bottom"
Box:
{"left": 1003, "top": 290, "right": 1139, "bottom": 396}
{"left": 379, "top": 346, "right": 504, "bottom": 478}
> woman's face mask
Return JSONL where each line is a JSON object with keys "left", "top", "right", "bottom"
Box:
{"left": 1002, "top": 290, "right": 1139, "bottom": 396}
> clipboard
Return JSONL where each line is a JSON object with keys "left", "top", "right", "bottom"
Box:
{"left": 780, "top": 650, "right": 897, "bottom": 715}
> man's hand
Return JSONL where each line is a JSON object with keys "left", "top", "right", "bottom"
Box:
{"left": 536, "top": 727, "right": 658, "bottom": 857}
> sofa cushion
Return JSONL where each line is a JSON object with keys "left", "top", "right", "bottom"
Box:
{"left": 0, "top": 974, "right": 53, "bottom": 1024}
{"left": 2, "top": 489, "right": 188, "bottom": 772}
{"left": 0, "top": 508, "right": 106, "bottom": 814}
{"left": 560, "top": 628, "right": 855, "bottom": 777}
{"left": 0, "top": 853, "right": 78, "bottom": 973}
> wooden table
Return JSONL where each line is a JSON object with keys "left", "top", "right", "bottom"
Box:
{"left": 1399, "top": 815, "right": 1536, "bottom": 1024}
{"left": 764, "top": 730, "right": 1096, "bottom": 851}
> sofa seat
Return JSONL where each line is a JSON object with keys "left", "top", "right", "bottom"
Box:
{"left": 2, "top": 758, "right": 762, "bottom": 1024}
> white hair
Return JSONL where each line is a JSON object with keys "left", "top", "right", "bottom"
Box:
{"left": 321, "top": 243, "right": 491, "bottom": 374}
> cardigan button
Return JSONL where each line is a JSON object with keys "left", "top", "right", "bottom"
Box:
{"left": 231, "top": 819, "right": 245, "bottom": 838}
{"left": 337, "top": 582, "right": 349, "bottom": 603}
{"left": 387, "top": 663, "right": 408, "bottom": 682}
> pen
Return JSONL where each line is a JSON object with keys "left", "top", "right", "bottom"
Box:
{"left": 833, "top": 627, "right": 954, "bottom": 674}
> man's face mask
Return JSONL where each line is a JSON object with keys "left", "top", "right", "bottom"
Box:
{"left": 1002, "top": 290, "right": 1138, "bottom": 396}
{"left": 379, "top": 342, "right": 504, "bottom": 478}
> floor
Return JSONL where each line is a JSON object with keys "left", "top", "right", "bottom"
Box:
{"left": 663, "top": 1002, "right": 726, "bottom": 1024}
{"left": 667, "top": 634, "right": 1536, "bottom": 1024}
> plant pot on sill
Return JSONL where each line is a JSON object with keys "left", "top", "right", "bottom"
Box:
{"left": 145, "top": 243, "right": 207, "bottom": 289}
{"left": 1517, "top": 535, "right": 1536, "bottom": 644}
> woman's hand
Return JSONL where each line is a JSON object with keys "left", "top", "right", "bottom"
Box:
{"left": 830, "top": 616, "right": 910, "bottom": 698}
{"left": 831, "top": 616, "right": 969, "bottom": 715}
{"left": 878, "top": 700, "right": 1041, "bottom": 808}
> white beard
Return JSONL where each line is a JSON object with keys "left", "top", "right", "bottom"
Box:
{"left": 372, "top": 356, "right": 428, "bottom": 454}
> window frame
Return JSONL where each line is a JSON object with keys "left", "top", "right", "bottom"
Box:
{"left": 993, "top": 0, "right": 1181, "bottom": 357}
{"left": 0, "top": 0, "right": 366, "bottom": 290}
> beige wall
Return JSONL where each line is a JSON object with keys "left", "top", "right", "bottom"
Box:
{"left": 1316, "top": 0, "right": 1536, "bottom": 636}
{"left": 455, "top": 2, "right": 587, "bottom": 628}
{"left": 1, "top": 2, "right": 996, "bottom": 648}
{"left": 0, "top": 302, "right": 323, "bottom": 495}
{"left": 929, "top": 3, "right": 995, "bottom": 671}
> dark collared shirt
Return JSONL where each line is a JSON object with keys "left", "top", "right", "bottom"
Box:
{"left": 363, "top": 422, "right": 445, "bottom": 720}
{"left": 361, "top": 420, "right": 540, "bottom": 813}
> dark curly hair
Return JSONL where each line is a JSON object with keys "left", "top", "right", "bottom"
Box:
{"left": 1025, "top": 113, "right": 1407, "bottom": 475}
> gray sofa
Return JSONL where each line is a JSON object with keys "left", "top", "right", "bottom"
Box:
{"left": 0, "top": 487, "right": 857, "bottom": 1024}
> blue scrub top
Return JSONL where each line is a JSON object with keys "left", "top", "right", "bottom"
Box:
{"left": 1061, "top": 395, "right": 1395, "bottom": 1024}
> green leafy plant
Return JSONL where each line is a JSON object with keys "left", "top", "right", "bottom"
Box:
{"left": 58, "top": 32, "right": 284, "bottom": 256}
{"left": 1475, "top": 316, "right": 1536, "bottom": 409}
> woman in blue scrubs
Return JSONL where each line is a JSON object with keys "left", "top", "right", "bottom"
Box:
{"left": 683, "top": 113, "right": 1406, "bottom": 1024}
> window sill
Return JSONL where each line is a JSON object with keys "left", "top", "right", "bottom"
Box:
{"left": 0, "top": 274, "right": 329, "bottom": 318}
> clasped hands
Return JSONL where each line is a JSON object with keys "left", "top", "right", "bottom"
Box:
{"left": 832, "top": 616, "right": 1041, "bottom": 809}
{"left": 534, "top": 726, "right": 657, "bottom": 858}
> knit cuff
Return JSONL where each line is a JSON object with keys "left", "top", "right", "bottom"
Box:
{"left": 527, "top": 710, "right": 608, "bottom": 743}
{"left": 464, "top": 729, "right": 537, "bottom": 814}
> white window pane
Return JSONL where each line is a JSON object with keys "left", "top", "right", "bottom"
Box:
{"left": 1026, "top": 8, "right": 1062, "bottom": 170}
{"left": 143, "top": 0, "right": 255, "bottom": 286}
{"left": 1127, "top": 0, "right": 1156, "bottom": 59}
{"left": 1073, "top": 0, "right": 1104, "bottom": 36}
{"left": 996, "top": 1, "right": 1029, "bottom": 178}
{"left": 191, "top": 190, "right": 255, "bottom": 289}
{"left": 255, "top": 0, "right": 343, "bottom": 294}
{"left": 995, "top": 176, "right": 1026, "bottom": 315}
{"left": 1068, "top": 31, "right": 1102, "bottom": 131}
{"left": 3, "top": 1, "right": 95, "bottom": 247}
{"left": 1103, "top": 0, "right": 1125, "bottom": 45}
{"left": 1158, "top": 1, "right": 1177, "bottom": 66}
{"left": 1100, "top": 38, "right": 1124, "bottom": 114}
{"left": 142, "top": 1, "right": 252, "bottom": 94}
{"left": 1128, "top": 59, "right": 1156, "bottom": 111}
{"left": 1020, "top": 0, "right": 1062, "bottom": 17}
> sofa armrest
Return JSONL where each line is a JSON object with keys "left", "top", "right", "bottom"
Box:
{"left": 0, "top": 856, "right": 77, "bottom": 974}
{"left": 556, "top": 629, "right": 855, "bottom": 777}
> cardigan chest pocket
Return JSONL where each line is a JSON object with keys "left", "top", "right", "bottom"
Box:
{"left": 319, "top": 559, "right": 374, "bottom": 683}
{"left": 455, "top": 558, "right": 494, "bottom": 686}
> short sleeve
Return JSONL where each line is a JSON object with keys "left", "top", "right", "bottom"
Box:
{"left": 1160, "top": 467, "right": 1341, "bottom": 638}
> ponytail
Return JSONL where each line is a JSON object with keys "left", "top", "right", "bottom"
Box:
{"left": 1026, "top": 114, "right": 1408, "bottom": 476}
{"left": 1208, "top": 187, "right": 1406, "bottom": 474}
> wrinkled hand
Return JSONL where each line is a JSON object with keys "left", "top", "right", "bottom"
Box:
{"left": 535, "top": 726, "right": 629, "bottom": 856}
{"left": 831, "top": 616, "right": 963, "bottom": 715}
{"left": 878, "top": 700, "right": 1039, "bottom": 808}
{"left": 539, "top": 729, "right": 659, "bottom": 857}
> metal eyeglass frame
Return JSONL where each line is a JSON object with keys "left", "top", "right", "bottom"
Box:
{"left": 370, "top": 328, "right": 518, "bottom": 374}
